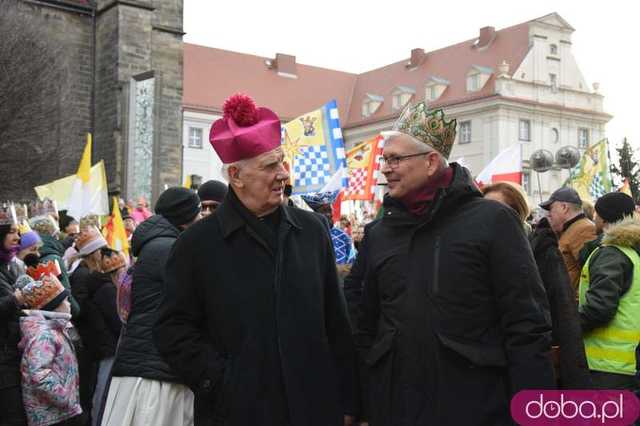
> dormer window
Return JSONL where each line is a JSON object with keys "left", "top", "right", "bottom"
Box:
{"left": 466, "top": 65, "right": 493, "bottom": 92}
{"left": 550, "top": 44, "right": 558, "bottom": 55}
{"left": 391, "top": 86, "right": 415, "bottom": 111}
{"left": 425, "top": 76, "right": 449, "bottom": 101}
{"left": 362, "top": 93, "right": 384, "bottom": 118}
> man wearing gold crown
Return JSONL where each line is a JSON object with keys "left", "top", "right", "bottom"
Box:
{"left": 154, "top": 94, "right": 356, "bottom": 426}
{"left": 354, "top": 103, "right": 554, "bottom": 425}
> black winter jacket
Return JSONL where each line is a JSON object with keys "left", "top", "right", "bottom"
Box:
{"left": 355, "top": 164, "right": 554, "bottom": 426}
{"left": 111, "top": 215, "right": 182, "bottom": 382}
{"left": 579, "top": 216, "right": 640, "bottom": 333}
{"left": 154, "top": 189, "right": 357, "bottom": 426}
{"left": 529, "top": 218, "right": 591, "bottom": 389}
{"left": 0, "top": 261, "right": 21, "bottom": 390}
{"left": 70, "top": 264, "right": 120, "bottom": 360}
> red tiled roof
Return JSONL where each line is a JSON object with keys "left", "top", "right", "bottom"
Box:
{"left": 183, "top": 44, "right": 357, "bottom": 121}
{"left": 183, "top": 20, "right": 531, "bottom": 126}
{"left": 344, "top": 22, "right": 531, "bottom": 126}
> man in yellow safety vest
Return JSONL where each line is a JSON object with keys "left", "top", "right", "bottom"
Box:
{"left": 579, "top": 192, "right": 640, "bottom": 391}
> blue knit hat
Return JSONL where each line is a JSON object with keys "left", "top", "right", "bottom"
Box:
{"left": 19, "top": 231, "right": 42, "bottom": 252}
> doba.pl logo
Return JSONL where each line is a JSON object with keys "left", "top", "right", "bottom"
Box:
{"left": 511, "top": 390, "right": 640, "bottom": 425}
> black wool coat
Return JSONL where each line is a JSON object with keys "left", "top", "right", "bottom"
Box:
{"left": 112, "top": 215, "right": 182, "bottom": 382}
{"left": 154, "top": 189, "right": 357, "bottom": 426}
{"left": 0, "top": 262, "right": 21, "bottom": 390}
{"left": 529, "top": 218, "right": 591, "bottom": 389}
{"left": 70, "top": 264, "right": 120, "bottom": 360}
{"left": 355, "top": 164, "right": 555, "bottom": 426}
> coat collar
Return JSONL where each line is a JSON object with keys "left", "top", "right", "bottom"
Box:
{"left": 562, "top": 213, "right": 586, "bottom": 233}
{"left": 382, "top": 162, "right": 481, "bottom": 226}
{"left": 216, "top": 188, "right": 302, "bottom": 239}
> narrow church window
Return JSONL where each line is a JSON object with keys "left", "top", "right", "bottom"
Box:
{"left": 130, "top": 76, "right": 155, "bottom": 202}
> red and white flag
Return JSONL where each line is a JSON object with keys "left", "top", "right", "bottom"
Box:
{"left": 476, "top": 144, "right": 522, "bottom": 186}
{"left": 344, "top": 135, "right": 384, "bottom": 201}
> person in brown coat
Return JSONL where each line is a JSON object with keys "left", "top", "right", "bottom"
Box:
{"left": 541, "top": 187, "right": 596, "bottom": 293}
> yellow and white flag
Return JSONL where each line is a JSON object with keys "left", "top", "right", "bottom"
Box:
{"left": 66, "top": 134, "right": 109, "bottom": 219}
{"left": 103, "top": 197, "right": 129, "bottom": 257}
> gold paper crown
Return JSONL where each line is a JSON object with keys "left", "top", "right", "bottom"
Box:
{"left": 392, "top": 102, "right": 457, "bottom": 159}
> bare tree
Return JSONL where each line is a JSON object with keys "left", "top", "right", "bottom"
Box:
{"left": 0, "top": 0, "right": 71, "bottom": 198}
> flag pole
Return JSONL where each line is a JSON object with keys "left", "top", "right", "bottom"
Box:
{"left": 536, "top": 172, "right": 543, "bottom": 204}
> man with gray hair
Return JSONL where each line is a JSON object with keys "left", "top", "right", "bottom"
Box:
{"left": 540, "top": 187, "right": 596, "bottom": 291}
{"left": 154, "top": 94, "right": 356, "bottom": 426}
{"left": 355, "top": 103, "right": 554, "bottom": 425}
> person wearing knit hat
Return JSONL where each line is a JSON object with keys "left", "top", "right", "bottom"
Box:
{"left": 154, "top": 186, "right": 202, "bottom": 228}
{"left": 18, "top": 274, "right": 82, "bottom": 425}
{"left": 578, "top": 191, "right": 640, "bottom": 391}
{"left": 153, "top": 94, "right": 357, "bottom": 426}
{"left": 102, "top": 187, "right": 201, "bottom": 426}
{"left": 197, "top": 180, "right": 228, "bottom": 218}
{"left": 594, "top": 192, "right": 636, "bottom": 228}
{"left": 17, "top": 230, "right": 43, "bottom": 263}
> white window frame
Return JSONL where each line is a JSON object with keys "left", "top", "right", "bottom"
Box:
{"left": 578, "top": 128, "right": 590, "bottom": 149}
{"left": 467, "top": 73, "right": 480, "bottom": 92}
{"left": 549, "top": 73, "right": 557, "bottom": 89}
{"left": 519, "top": 119, "right": 531, "bottom": 142}
{"left": 459, "top": 121, "right": 471, "bottom": 144}
{"left": 550, "top": 44, "right": 558, "bottom": 55}
{"left": 188, "top": 127, "right": 203, "bottom": 149}
{"left": 429, "top": 86, "right": 438, "bottom": 101}
{"left": 362, "top": 100, "right": 381, "bottom": 117}
{"left": 551, "top": 127, "right": 559, "bottom": 143}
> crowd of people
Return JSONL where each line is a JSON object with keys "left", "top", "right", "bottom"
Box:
{"left": 1, "top": 93, "right": 639, "bottom": 426}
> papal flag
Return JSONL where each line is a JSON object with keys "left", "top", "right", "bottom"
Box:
{"left": 568, "top": 139, "right": 613, "bottom": 202}
{"left": 281, "top": 100, "right": 347, "bottom": 194}
{"left": 67, "top": 133, "right": 109, "bottom": 219}
{"left": 103, "top": 197, "right": 129, "bottom": 256}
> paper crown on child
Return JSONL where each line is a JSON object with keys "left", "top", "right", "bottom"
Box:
{"left": 20, "top": 274, "right": 68, "bottom": 311}
{"left": 26, "top": 259, "right": 62, "bottom": 280}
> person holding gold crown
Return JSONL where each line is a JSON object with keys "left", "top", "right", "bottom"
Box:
{"left": 154, "top": 94, "right": 357, "bottom": 426}
{"left": 354, "top": 102, "right": 555, "bottom": 425}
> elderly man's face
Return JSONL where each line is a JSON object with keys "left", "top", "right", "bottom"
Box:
{"left": 547, "top": 201, "right": 576, "bottom": 234}
{"left": 232, "top": 148, "right": 289, "bottom": 216}
{"left": 381, "top": 135, "right": 438, "bottom": 199}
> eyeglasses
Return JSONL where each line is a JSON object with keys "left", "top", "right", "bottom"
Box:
{"left": 380, "top": 152, "right": 429, "bottom": 168}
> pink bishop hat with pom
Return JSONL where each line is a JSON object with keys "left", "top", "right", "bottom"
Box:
{"left": 209, "top": 94, "right": 282, "bottom": 164}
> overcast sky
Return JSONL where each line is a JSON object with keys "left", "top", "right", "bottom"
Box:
{"left": 184, "top": 0, "right": 639, "bottom": 155}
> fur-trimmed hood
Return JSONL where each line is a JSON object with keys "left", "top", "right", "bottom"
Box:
{"left": 602, "top": 214, "right": 640, "bottom": 249}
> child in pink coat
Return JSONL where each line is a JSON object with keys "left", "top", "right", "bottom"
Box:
{"left": 17, "top": 274, "right": 82, "bottom": 426}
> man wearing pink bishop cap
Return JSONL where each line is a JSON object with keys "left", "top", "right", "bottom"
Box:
{"left": 154, "top": 94, "right": 357, "bottom": 426}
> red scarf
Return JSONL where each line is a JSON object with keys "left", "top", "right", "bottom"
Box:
{"left": 399, "top": 166, "right": 454, "bottom": 216}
